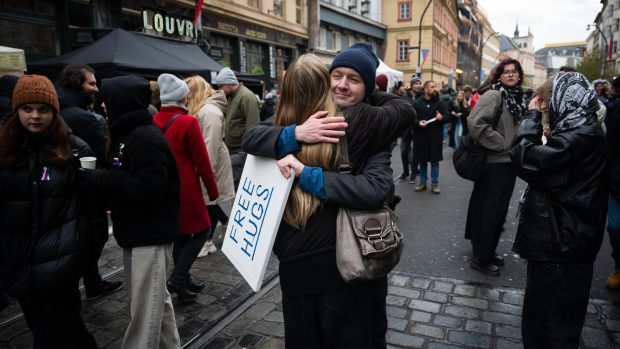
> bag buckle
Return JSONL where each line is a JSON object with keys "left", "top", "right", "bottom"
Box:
{"left": 364, "top": 218, "right": 383, "bottom": 244}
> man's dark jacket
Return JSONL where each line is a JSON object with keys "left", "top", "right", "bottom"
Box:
{"left": 412, "top": 95, "right": 448, "bottom": 162}
{"left": 510, "top": 110, "right": 608, "bottom": 263}
{"left": 57, "top": 85, "right": 108, "bottom": 162}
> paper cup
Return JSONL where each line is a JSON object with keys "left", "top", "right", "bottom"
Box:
{"left": 80, "top": 156, "right": 97, "bottom": 169}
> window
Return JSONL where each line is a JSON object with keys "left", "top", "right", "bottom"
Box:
{"left": 397, "top": 39, "right": 409, "bottom": 62}
{"left": 296, "top": 0, "right": 302, "bottom": 24}
{"left": 398, "top": 2, "right": 412, "bottom": 21}
{"left": 318, "top": 27, "right": 327, "bottom": 49}
{"left": 273, "top": 0, "right": 283, "bottom": 16}
{"left": 248, "top": 0, "right": 260, "bottom": 9}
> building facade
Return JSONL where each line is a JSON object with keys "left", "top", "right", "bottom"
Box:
{"left": 591, "top": 0, "right": 619, "bottom": 74}
{"left": 535, "top": 42, "right": 586, "bottom": 76}
{"left": 382, "top": 0, "right": 459, "bottom": 88}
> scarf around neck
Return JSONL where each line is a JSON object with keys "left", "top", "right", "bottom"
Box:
{"left": 491, "top": 82, "right": 526, "bottom": 124}
{"left": 549, "top": 72, "right": 599, "bottom": 135}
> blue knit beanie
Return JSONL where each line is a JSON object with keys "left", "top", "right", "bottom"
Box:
{"left": 329, "top": 43, "right": 380, "bottom": 99}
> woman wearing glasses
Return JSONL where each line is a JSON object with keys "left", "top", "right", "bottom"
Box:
{"left": 465, "top": 58, "right": 527, "bottom": 276}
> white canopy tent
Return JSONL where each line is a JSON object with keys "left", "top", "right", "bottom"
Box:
{"left": 0, "top": 46, "right": 26, "bottom": 76}
{"left": 376, "top": 59, "right": 404, "bottom": 91}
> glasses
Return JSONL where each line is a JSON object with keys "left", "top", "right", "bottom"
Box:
{"left": 501, "top": 70, "right": 519, "bottom": 76}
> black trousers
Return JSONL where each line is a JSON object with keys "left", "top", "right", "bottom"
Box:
{"left": 400, "top": 128, "right": 414, "bottom": 176}
{"left": 465, "top": 163, "right": 516, "bottom": 263}
{"left": 170, "top": 229, "right": 210, "bottom": 282}
{"left": 19, "top": 285, "right": 97, "bottom": 349}
{"left": 82, "top": 213, "right": 109, "bottom": 294}
{"left": 230, "top": 151, "right": 248, "bottom": 190}
{"left": 522, "top": 261, "right": 593, "bottom": 349}
{"left": 282, "top": 276, "right": 387, "bottom": 349}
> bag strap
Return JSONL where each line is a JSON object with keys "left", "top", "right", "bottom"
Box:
{"left": 337, "top": 135, "right": 352, "bottom": 174}
{"left": 491, "top": 98, "right": 503, "bottom": 130}
{"left": 162, "top": 114, "right": 182, "bottom": 134}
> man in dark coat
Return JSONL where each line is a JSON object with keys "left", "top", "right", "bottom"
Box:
{"left": 412, "top": 80, "right": 448, "bottom": 194}
{"left": 79, "top": 75, "right": 181, "bottom": 347}
{"left": 56, "top": 63, "right": 121, "bottom": 300}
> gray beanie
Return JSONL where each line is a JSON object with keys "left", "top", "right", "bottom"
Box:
{"left": 158, "top": 73, "right": 189, "bottom": 103}
{"left": 216, "top": 68, "right": 239, "bottom": 85}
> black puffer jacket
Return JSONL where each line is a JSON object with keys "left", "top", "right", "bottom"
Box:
{"left": 607, "top": 99, "right": 620, "bottom": 198}
{"left": 57, "top": 85, "right": 109, "bottom": 162}
{"left": 89, "top": 76, "right": 180, "bottom": 248}
{"left": 0, "top": 134, "right": 93, "bottom": 298}
{"left": 510, "top": 110, "right": 608, "bottom": 263}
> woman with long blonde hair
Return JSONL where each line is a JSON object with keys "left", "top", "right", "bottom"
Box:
{"left": 184, "top": 75, "right": 235, "bottom": 257}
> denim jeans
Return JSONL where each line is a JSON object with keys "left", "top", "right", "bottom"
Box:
{"left": 453, "top": 119, "right": 463, "bottom": 149}
{"left": 419, "top": 162, "right": 439, "bottom": 185}
{"left": 608, "top": 196, "right": 620, "bottom": 268}
{"left": 399, "top": 129, "right": 413, "bottom": 176}
{"left": 122, "top": 244, "right": 180, "bottom": 349}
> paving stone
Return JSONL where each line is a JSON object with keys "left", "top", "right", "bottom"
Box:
{"left": 581, "top": 326, "right": 611, "bottom": 349}
{"left": 390, "top": 274, "right": 410, "bottom": 287}
{"left": 411, "top": 278, "right": 431, "bottom": 290}
{"left": 179, "top": 319, "right": 208, "bottom": 342}
{"left": 584, "top": 313, "right": 605, "bottom": 329}
{"left": 264, "top": 311, "right": 284, "bottom": 323}
{"left": 447, "top": 330, "right": 492, "bottom": 348}
{"left": 261, "top": 287, "right": 282, "bottom": 303}
{"left": 205, "top": 335, "right": 236, "bottom": 348}
{"left": 243, "top": 302, "right": 276, "bottom": 321}
{"left": 607, "top": 319, "right": 620, "bottom": 332}
{"left": 496, "top": 338, "right": 522, "bottom": 349}
{"left": 94, "top": 299, "right": 126, "bottom": 314}
{"left": 86, "top": 311, "right": 118, "bottom": 329}
{"left": 477, "top": 288, "right": 500, "bottom": 302}
{"left": 388, "top": 316, "right": 409, "bottom": 331}
{"left": 387, "top": 295, "right": 407, "bottom": 307}
{"left": 427, "top": 343, "right": 468, "bottom": 349}
{"left": 424, "top": 291, "right": 448, "bottom": 303}
{"left": 386, "top": 330, "right": 425, "bottom": 348}
{"left": 453, "top": 285, "right": 476, "bottom": 297}
{"left": 433, "top": 315, "right": 463, "bottom": 329}
{"left": 603, "top": 304, "right": 620, "bottom": 319}
{"left": 409, "top": 299, "right": 442, "bottom": 313}
{"left": 587, "top": 303, "right": 598, "bottom": 314}
{"left": 258, "top": 337, "right": 285, "bottom": 349}
{"left": 252, "top": 320, "right": 285, "bottom": 337}
{"left": 410, "top": 310, "right": 432, "bottom": 323}
{"left": 91, "top": 330, "right": 118, "bottom": 348}
{"left": 464, "top": 320, "right": 492, "bottom": 335}
{"left": 195, "top": 293, "right": 219, "bottom": 306}
{"left": 432, "top": 281, "right": 454, "bottom": 293}
{"left": 489, "top": 302, "right": 521, "bottom": 316}
{"left": 451, "top": 296, "right": 488, "bottom": 310}
{"left": 387, "top": 305, "right": 408, "bottom": 319}
{"left": 502, "top": 292, "right": 524, "bottom": 306}
{"left": 482, "top": 311, "right": 521, "bottom": 327}
{"left": 410, "top": 323, "right": 445, "bottom": 339}
{"left": 204, "top": 271, "right": 244, "bottom": 287}
{"left": 197, "top": 303, "right": 228, "bottom": 322}
{"left": 495, "top": 324, "right": 521, "bottom": 340}
{"left": 443, "top": 305, "right": 480, "bottom": 319}
{"left": 238, "top": 333, "right": 265, "bottom": 349}
{"left": 223, "top": 318, "right": 254, "bottom": 336}
{"left": 389, "top": 286, "right": 421, "bottom": 299}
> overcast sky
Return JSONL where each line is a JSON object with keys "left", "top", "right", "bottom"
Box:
{"left": 476, "top": 0, "right": 603, "bottom": 51}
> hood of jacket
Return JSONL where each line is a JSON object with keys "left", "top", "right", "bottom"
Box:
{"left": 100, "top": 75, "right": 151, "bottom": 126}
{"left": 207, "top": 90, "right": 228, "bottom": 115}
{"left": 56, "top": 84, "right": 91, "bottom": 110}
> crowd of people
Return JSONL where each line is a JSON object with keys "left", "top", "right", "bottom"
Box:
{"left": 0, "top": 40, "right": 618, "bottom": 349}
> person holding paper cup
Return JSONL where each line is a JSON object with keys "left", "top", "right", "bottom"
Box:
{"left": 412, "top": 80, "right": 448, "bottom": 194}
{"left": 0, "top": 75, "right": 99, "bottom": 347}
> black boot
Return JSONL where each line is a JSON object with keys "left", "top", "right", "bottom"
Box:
{"left": 186, "top": 275, "right": 205, "bottom": 293}
{"left": 166, "top": 279, "right": 197, "bottom": 303}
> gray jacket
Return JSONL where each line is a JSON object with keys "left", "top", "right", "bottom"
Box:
{"left": 468, "top": 90, "right": 519, "bottom": 163}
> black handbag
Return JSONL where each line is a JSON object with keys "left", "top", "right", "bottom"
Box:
{"left": 453, "top": 98, "right": 503, "bottom": 181}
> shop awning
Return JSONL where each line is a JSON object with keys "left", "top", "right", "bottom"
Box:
{"left": 28, "top": 28, "right": 222, "bottom": 80}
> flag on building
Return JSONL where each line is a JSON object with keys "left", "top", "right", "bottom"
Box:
{"left": 193, "top": 0, "right": 204, "bottom": 36}
{"left": 420, "top": 49, "right": 430, "bottom": 67}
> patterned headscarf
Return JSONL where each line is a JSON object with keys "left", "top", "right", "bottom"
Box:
{"left": 491, "top": 82, "right": 526, "bottom": 125}
{"left": 549, "top": 72, "right": 599, "bottom": 135}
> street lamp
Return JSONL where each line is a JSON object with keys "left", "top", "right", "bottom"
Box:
{"left": 415, "top": 0, "right": 433, "bottom": 77}
{"left": 587, "top": 24, "right": 608, "bottom": 78}
{"left": 478, "top": 31, "right": 499, "bottom": 86}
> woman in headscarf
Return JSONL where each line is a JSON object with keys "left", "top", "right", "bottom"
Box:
{"left": 465, "top": 58, "right": 527, "bottom": 276}
{"left": 510, "top": 72, "right": 608, "bottom": 348}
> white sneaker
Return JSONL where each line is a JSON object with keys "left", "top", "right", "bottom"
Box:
{"left": 197, "top": 240, "right": 217, "bottom": 258}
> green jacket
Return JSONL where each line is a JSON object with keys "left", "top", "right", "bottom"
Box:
{"left": 224, "top": 84, "right": 260, "bottom": 153}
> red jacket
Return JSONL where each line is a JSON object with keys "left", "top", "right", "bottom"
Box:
{"left": 154, "top": 106, "right": 219, "bottom": 234}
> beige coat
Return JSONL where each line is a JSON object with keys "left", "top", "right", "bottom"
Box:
{"left": 196, "top": 90, "right": 235, "bottom": 205}
{"left": 468, "top": 90, "right": 519, "bottom": 163}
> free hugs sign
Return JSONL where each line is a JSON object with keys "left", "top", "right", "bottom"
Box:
{"left": 222, "top": 155, "right": 294, "bottom": 292}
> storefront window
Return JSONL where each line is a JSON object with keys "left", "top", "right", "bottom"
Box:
{"left": 35, "top": 0, "right": 56, "bottom": 16}
{"left": 210, "top": 33, "right": 236, "bottom": 70}
{"left": 274, "top": 47, "right": 290, "bottom": 86}
{"left": 69, "top": 0, "right": 94, "bottom": 27}
{"left": 0, "top": 20, "right": 58, "bottom": 60}
{"left": 246, "top": 41, "right": 265, "bottom": 75}
{"left": 4, "top": 0, "right": 33, "bottom": 11}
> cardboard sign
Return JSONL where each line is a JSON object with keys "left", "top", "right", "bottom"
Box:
{"left": 222, "top": 155, "right": 294, "bottom": 292}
